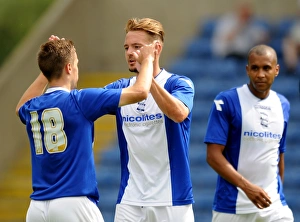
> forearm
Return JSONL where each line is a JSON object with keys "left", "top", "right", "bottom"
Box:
{"left": 135, "top": 58, "right": 153, "bottom": 94}
{"left": 150, "top": 79, "right": 189, "bottom": 123}
{"left": 207, "top": 144, "right": 272, "bottom": 208}
{"left": 118, "top": 59, "right": 153, "bottom": 107}
{"left": 207, "top": 151, "right": 244, "bottom": 188}
{"left": 278, "top": 153, "right": 285, "bottom": 183}
{"left": 16, "top": 73, "right": 48, "bottom": 115}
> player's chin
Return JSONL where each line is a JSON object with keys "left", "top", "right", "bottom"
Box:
{"left": 129, "top": 67, "right": 138, "bottom": 73}
{"left": 255, "top": 83, "right": 269, "bottom": 90}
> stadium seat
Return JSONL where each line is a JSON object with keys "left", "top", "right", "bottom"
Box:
{"left": 168, "top": 57, "right": 239, "bottom": 79}
{"left": 184, "top": 37, "right": 213, "bottom": 59}
{"left": 269, "top": 37, "right": 283, "bottom": 59}
{"left": 274, "top": 17, "right": 296, "bottom": 38}
{"left": 191, "top": 100, "right": 212, "bottom": 123}
{"left": 197, "top": 18, "right": 217, "bottom": 38}
{"left": 290, "top": 100, "right": 300, "bottom": 122}
{"left": 272, "top": 76, "right": 299, "bottom": 100}
{"left": 253, "top": 17, "right": 272, "bottom": 33}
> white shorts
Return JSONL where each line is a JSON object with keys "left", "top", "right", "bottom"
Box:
{"left": 212, "top": 205, "right": 294, "bottom": 222}
{"left": 114, "top": 204, "right": 194, "bottom": 222}
{"left": 26, "top": 196, "right": 104, "bottom": 222}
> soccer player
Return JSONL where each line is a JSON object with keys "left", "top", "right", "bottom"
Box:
{"left": 15, "top": 35, "right": 156, "bottom": 222}
{"left": 104, "top": 18, "right": 195, "bottom": 222}
{"left": 204, "top": 44, "right": 294, "bottom": 222}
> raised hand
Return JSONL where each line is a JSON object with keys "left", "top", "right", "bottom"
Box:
{"left": 133, "top": 41, "right": 158, "bottom": 72}
{"left": 48, "top": 35, "right": 65, "bottom": 41}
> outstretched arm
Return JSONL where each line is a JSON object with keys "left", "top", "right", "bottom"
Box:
{"left": 150, "top": 79, "right": 189, "bottom": 123}
{"left": 206, "top": 143, "right": 272, "bottom": 209}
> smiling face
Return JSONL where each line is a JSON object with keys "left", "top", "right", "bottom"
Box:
{"left": 246, "top": 47, "right": 279, "bottom": 99}
{"left": 124, "top": 30, "right": 152, "bottom": 73}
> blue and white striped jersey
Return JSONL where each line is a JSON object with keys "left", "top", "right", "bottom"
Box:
{"left": 204, "top": 84, "right": 290, "bottom": 214}
{"left": 105, "top": 69, "right": 195, "bottom": 206}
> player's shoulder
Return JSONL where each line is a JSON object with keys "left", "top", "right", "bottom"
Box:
{"left": 271, "top": 90, "right": 290, "bottom": 111}
{"left": 167, "top": 70, "right": 193, "bottom": 81}
{"left": 274, "top": 91, "right": 290, "bottom": 104}
{"left": 164, "top": 69, "right": 194, "bottom": 88}
{"left": 104, "top": 77, "right": 132, "bottom": 89}
{"left": 216, "top": 86, "right": 239, "bottom": 100}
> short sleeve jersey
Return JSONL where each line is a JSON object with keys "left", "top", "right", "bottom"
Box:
{"left": 204, "top": 84, "right": 290, "bottom": 214}
{"left": 105, "top": 69, "right": 195, "bottom": 206}
{"left": 18, "top": 87, "right": 122, "bottom": 203}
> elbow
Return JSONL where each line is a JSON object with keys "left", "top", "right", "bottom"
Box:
{"left": 172, "top": 114, "right": 186, "bottom": 123}
{"left": 139, "top": 90, "right": 148, "bottom": 100}
{"left": 206, "top": 155, "right": 217, "bottom": 170}
{"left": 206, "top": 151, "right": 215, "bottom": 167}
{"left": 135, "top": 88, "right": 149, "bottom": 101}
{"left": 206, "top": 155, "right": 212, "bottom": 166}
{"left": 171, "top": 109, "right": 189, "bottom": 123}
{"left": 15, "top": 107, "right": 20, "bottom": 117}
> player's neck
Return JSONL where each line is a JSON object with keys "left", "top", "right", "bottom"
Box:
{"left": 48, "top": 80, "right": 71, "bottom": 91}
{"left": 153, "top": 66, "right": 162, "bottom": 78}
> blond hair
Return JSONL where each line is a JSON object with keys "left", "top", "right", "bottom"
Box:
{"left": 125, "top": 18, "right": 165, "bottom": 43}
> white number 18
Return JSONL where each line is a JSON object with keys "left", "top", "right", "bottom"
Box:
{"left": 30, "top": 108, "right": 67, "bottom": 155}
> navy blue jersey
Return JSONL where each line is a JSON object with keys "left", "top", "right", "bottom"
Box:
{"left": 18, "top": 87, "right": 122, "bottom": 203}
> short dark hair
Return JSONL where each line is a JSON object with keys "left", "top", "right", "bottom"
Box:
{"left": 38, "top": 39, "right": 75, "bottom": 81}
{"left": 247, "top": 44, "right": 277, "bottom": 64}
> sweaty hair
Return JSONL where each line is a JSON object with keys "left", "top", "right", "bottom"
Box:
{"left": 247, "top": 44, "right": 278, "bottom": 64}
{"left": 125, "top": 18, "right": 165, "bottom": 43}
{"left": 37, "top": 39, "right": 75, "bottom": 81}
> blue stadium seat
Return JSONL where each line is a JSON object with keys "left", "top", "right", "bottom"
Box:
{"left": 290, "top": 100, "right": 300, "bottom": 122}
{"left": 269, "top": 37, "right": 283, "bottom": 59}
{"left": 253, "top": 17, "right": 272, "bottom": 33}
{"left": 189, "top": 142, "right": 207, "bottom": 165}
{"left": 99, "top": 145, "right": 120, "bottom": 166}
{"left": 96, "top": 146, "right": 121, "bottom": 222}
{"left": 274, "top": 17, "right": 296, "bottom": 38}
{"left": 197, "top": 18, "right": 217, "bottom": 38}
{"left": 283, "top": 167, "right": 300, "bottom": 190}
{"left": 286, "top": 121, "right": 300, "bottom": 144}
{"left": 184, "top": 37, "right": 213, "bottom": 59}
{"left": 168, "top": 58, "right": 239, "bottom": 79}
{"left": 191, "top": 100, "right": 212, "bottom": 123}
{"left": 272, "top": 76, "right": 299, "bottom": 100}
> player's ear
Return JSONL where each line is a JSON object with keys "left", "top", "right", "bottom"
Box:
{"left": 154, "top": 40, "right": 162, "bottom": 55}
{"left": 245, "top": 65, "right": 250, "bottom": 76}
{"left": 65, "top": 63, "right": 72, "bottom": 74}
{"left": 275, "top": 64, "right": 279, "bottom": 77}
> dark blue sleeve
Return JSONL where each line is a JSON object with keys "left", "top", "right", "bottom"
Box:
{"left": 104, "top": 78, "right": 131, "bottom": 89}
{"left": 204, "top": 89, "right": 238, "bottom": 145}
{"left": 72, "top": 88, "right": 122, "bottom": 121}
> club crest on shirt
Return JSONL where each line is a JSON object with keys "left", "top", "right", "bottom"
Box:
{"left": 137, "top": 100, "right": 146, "bottom": 113}
{"left": 260, "top": 112, "right": 269, "bottom": 128}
